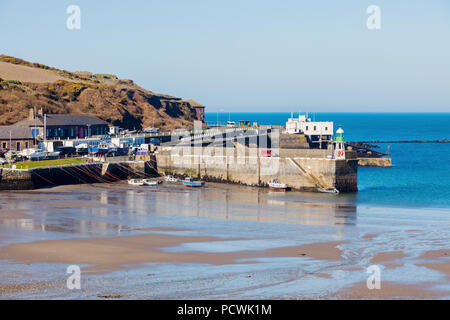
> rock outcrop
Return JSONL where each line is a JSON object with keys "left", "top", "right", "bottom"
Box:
{"left": 0, "top": 54, "right": 199, "bottom": 131}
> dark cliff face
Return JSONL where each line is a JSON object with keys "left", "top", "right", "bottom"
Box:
{"left": 0, "top": 55, "right": 198, "bottom": 131}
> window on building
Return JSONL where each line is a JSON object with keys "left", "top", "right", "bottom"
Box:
{"left": 306, "top": 126, "right": 309, "bottom": 131}
{"left": 2, "top": 142, "right": 6, "bottom": 149}
{"left": 325, "top": 127, "right": 328, "bottom": 131}
{"left": 31, "top": 128, "right": 39, "bottom": 138}
{"left": 314, "top": 126, "right": 317, "bottom": 131}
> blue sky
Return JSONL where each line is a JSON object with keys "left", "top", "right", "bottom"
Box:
{"left": 1, "top": 0, "right": 449, "bottom": 112}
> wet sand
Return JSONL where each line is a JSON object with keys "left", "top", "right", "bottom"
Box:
{"left": 415, "top": 249, "right": 450, "bottom": 279}
{"left": 0, "top": 234, "right": 343, "bottom": 271}
{"left": 0, "top": 182, "right": 449, "bottom": 299}
{"left": 370, "top": 251, "right": 405, "bottom": 263}
{"left": 331, "top": 281, "right": 446, "bottom": 299}
{"left": 0, "top": 211, "right": 34, "bottom": 220}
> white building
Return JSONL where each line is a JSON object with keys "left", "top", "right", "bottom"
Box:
{"left": 285, "top": 114, "right": 333, "bottom": 136}
{"left": 285, "top": 113, "right": 334, "bottom": 149}
{"left": 109, "top": 126, "right": 121, "bottom": 135}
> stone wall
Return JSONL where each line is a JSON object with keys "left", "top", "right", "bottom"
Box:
{"left": 0, "top": 160, "right": 156, "bottom": 190}
{"left": 335, "top": 159, "right": 358, "bottom": 192}
{"left": 156, "top": 149, "right": 358, "bottom": 192}
{"left": 278, "top": 148, "right": 332, "bottom": 158}
{"left": 0, "top": 168, "right": 33, "bottom": 190}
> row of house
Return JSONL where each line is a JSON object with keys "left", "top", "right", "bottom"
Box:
{"left": 0, "top": 100, "right": 207, "bottom": 152}
{"left": 0, "top": 111, "right": 109, "bottom": 151}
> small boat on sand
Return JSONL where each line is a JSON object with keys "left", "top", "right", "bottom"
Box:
{"left": 268, "top": 178, "right": 288, "bottom": 191}
{"left": 318, "top": 188, "right": 340, "bottom": 194}
{"left": 182, "top": 177, "right": 205, "bottom": 187}
{"left": 164, "top": 175, "right": 180, "bottom": 182}
{"left": 128, "top": 179, "right": 144, "bottom": 186}
{"left": 143, "top": 179, "right": 159, "bottom": 186}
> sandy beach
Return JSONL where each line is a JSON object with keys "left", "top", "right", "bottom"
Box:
{"left": 0, "top": 182, "right": 449, "bottom": 299}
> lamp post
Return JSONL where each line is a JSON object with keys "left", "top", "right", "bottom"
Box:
{"left": 44, "top": 114, "right": 46, "bottom": 142}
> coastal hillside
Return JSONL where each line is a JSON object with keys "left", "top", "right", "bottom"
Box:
{"left": 0, "top": 55, "right": 198, "bottom": 130}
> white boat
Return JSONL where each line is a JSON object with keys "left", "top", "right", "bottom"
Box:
{"left": 143, "top": 179, "right": 159, "bottom": 186}
{"left": 128, "top": 179, "right": 144, "bottom": 186}
{"left": 46, "top": 151, "right": 61, "bottom": 159}
{"left": 29, "top": 150, "right": 49, "bottom": 161}
{"left": 164, "top": 175, "right": 180, "bottom": 182}
{"left": 268, "top": 178, "right": 288, "bottom": 191}
{"left": 318, "top": 188, "right": 340, "bottom": 194}
{"left": 21, "top": 148, "right": 57, "bottom": 161}
{"left": 75, "top": 143, "right": 89, "bottom": 155}
{"left": 19, "top": 148, "right": 40, "bottom": 158}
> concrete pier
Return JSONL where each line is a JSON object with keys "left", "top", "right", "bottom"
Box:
{"left": 156, "top": 148, "right": 358, "bottom": 192}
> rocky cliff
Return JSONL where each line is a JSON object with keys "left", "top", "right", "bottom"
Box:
{"left": 0, "top": 55, "right": 199, "bottom": 130}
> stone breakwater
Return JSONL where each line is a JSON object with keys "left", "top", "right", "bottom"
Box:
{"left": 358, "top": 157, "right": 392, "bottom": 167}
{"left": 0, "top": 160, "right": 156, "bottom": 190}
{"left": 156, "top": 148, "right": 358, "bottom": 192}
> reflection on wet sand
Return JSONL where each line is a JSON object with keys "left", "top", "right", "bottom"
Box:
{"left": 149, "top": 183, "right": 357, "bottom": 226}
{"left": 0, "top": 182, "right": 449, "bottom": 299}
{"left": 0, "top": 182, "right": 357, "bottom": 235}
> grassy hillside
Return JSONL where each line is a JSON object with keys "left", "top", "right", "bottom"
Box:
{"left": 0, "top": 55, "right": 198, "bottom": 130}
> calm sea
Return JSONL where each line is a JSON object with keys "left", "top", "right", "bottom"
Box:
{"left": 205, "top": 113, "right": 450, "bottom": 209}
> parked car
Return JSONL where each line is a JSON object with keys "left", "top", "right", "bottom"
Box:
{"left": 56, "top": 146, "right": 77, "bottom": 157}
{"left": 4, "top": 150, "right": 18, "bottom": 160}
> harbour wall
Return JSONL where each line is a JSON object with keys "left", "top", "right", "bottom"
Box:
{"left": 358, "top": 157, "right": 392, "bottom": 167}
{"left": 0, "top": 160, "right": 157, "bottom": 190}
{"left": 156, "top": 148, "right": 358, "bottom": 192}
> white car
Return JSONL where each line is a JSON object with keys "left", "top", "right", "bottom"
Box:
{"left": 19, "top": 148, "right": 40, "bottom": 158}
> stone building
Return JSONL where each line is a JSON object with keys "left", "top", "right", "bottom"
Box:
{"left": 14, "top": 110, "right": 109, "bottom": 140}
{"left": 0, "top": 125, "right": 36, "bottom": 151}
{"left": 0, "top": 110, "right": 109, "bottom": 151}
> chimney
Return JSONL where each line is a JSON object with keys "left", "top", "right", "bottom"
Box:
{"left": 38, "top": 108, "right": 43, "bottom": 116}
{"left": 29, "top": 108, "right": 35, "bottom": 120}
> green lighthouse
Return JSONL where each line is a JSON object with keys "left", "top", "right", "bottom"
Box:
{"left": 335, "top": 126, "right": 345, "bottom": 142}
{"left": 334, "top": 126, "right": 346, "bottom": 160}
